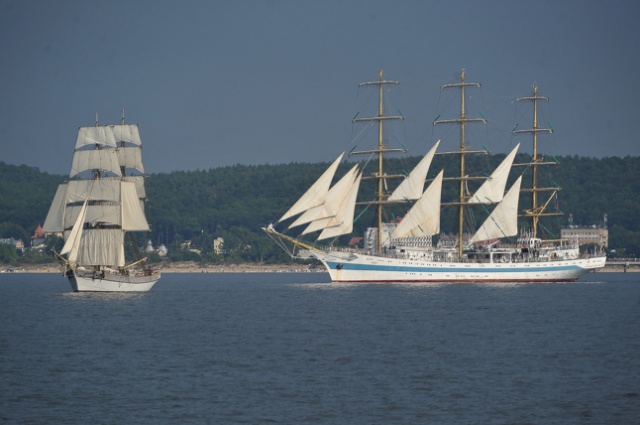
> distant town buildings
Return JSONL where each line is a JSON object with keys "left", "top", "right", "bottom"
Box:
{"left": 560, "top": 213, "right": 608, "bottom": 248}
{"left": 0, "top": 237, "right": 24, "bottom": 252}
{"left": 561, "top": 226, "right": 608, "bottom": 248}
{"left": 31, "top": 225, "right": 46, "bottom": 247}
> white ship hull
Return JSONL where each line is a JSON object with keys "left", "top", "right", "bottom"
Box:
{"left": 66, "top": 269, "right": 160, "bottom": 292}
{"left": 311, "top": 251, "right": 606, "bottom": 283}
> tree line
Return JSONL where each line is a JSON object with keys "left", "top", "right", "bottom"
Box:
{"left": 0, "top": 153, "right": 639, "bottom": 265}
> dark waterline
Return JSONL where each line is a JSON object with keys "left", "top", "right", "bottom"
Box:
{"left": 1, "top": 272, "right": 639, "bottom": 424}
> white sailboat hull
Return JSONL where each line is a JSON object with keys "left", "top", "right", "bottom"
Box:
{"left": 66, "top": 269, "right": 160, "bottom": 292}
{"left": 311, "top": 251, "right": 606, "bottom": 283}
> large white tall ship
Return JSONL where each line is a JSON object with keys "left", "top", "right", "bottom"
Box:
{"left": 43, "top": 114, "right": 160, "bottom": 292}
{"left": 264, "top": 70, "right": 606, "bottom": 283}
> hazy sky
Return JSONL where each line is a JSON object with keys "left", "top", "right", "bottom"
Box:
{"left": 2, "top": 0, "right": 639, "bottom": 175}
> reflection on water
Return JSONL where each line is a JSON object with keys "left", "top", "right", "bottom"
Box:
{"left": 57, "top": 291, "right": 148, "bottom": 302}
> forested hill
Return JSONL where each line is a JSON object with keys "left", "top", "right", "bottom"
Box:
{"left": 1, "top": 154, "right": 639, "bottom": 263}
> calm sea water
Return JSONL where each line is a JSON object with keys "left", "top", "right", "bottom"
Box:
{"left": 1, "top": 272, "right": 639, "bottom": 424}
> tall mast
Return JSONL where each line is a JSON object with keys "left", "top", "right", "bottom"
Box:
{"left": 434, "top": 69, "right": 487, "bottom": 259}
{"left": 351, "top": 70, "right": 404, "bottom": 252}
{"left": 513, "top": 84, "right": 561, "bottom": 237}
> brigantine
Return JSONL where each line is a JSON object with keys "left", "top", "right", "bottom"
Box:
{"left": 43, "top": 113, "right": 160, "bottom": 292}
{"left": 264, "top": 70, "right": 606, "bottom": 282}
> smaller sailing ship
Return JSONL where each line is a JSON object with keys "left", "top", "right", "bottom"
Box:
{"left": 43, "top": 113, "right": 160, "bottom": 292}
{"left": 264, "top": 70, "right": 606, "bottom": 283}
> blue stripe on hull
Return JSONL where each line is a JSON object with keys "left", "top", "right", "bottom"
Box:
{"left": 325, "top": 261, "right": 583, "bottom": 274}
{"left": 331, "top": 278, "right": 579, "bottom": 283}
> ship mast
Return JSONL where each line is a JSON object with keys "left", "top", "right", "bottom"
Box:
{"left": 434, "top": 69, "right": 487, "bottom": 259}
{"left": 512, "top": 84, "right": 561, "bottom": 237}
{"left": 351, "top": 70, "right": 404, "bottom": 253}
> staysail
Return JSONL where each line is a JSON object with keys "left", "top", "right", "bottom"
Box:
{"left": 317, "top": 170, "right": 363, "bottom": 240}
{"left": 60, "top": 198, "right": 88, "bottom": 264}
{"left": 468, "top": 144, "right": 519, "bottom": 204}
{"left": 388, "top": 140, "right": 440, "bottom": 201}
{"left": 469, "top": 175, "right": 523, "bottom": 244}
{"left": 278, "top": 152, "right": 345, "bottom": 223}
{"left": 390, "top": 169, "right": 444, "bottom": 239}
{"left": 299, "top": 164, "right": 360, "bottom": 235}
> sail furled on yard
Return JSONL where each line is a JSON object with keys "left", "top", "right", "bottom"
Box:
{"left": 468, "top": 144, "right": 519, "bottom": 204}
{"left": 278, "top": 152, "right": 345, "bottom": 223}
{"left": 469, "top": 175, "right": 522, "bottom": 244}
{"left": 391, "top": 169, "right": 444, "bottom": 239}
{"left": 388, "top": 140, "right": 440, "bottom": 201}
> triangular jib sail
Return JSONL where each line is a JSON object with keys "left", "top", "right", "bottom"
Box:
{"left": 60, "top": 198, "right": 88, "bottom": 264}
{"left": 278, "top": 152, "right": 345, "bottom": 223}
{"left": 390, "top": 169, "right": 444, "bottom": 239}
{"left": 469, "top": 143, "right": 519, "bottom": 204}
{"left": 299, "top": 164, "right": 360, "bottom": 235}
{"left": 317, "top": 170, "right": 362, "bottom": 241}
{"left": 388, "top": 140, "right": 440, "bottom": 202}
{"left": 469, "top": 175, "right": 523, "bottom": 244}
